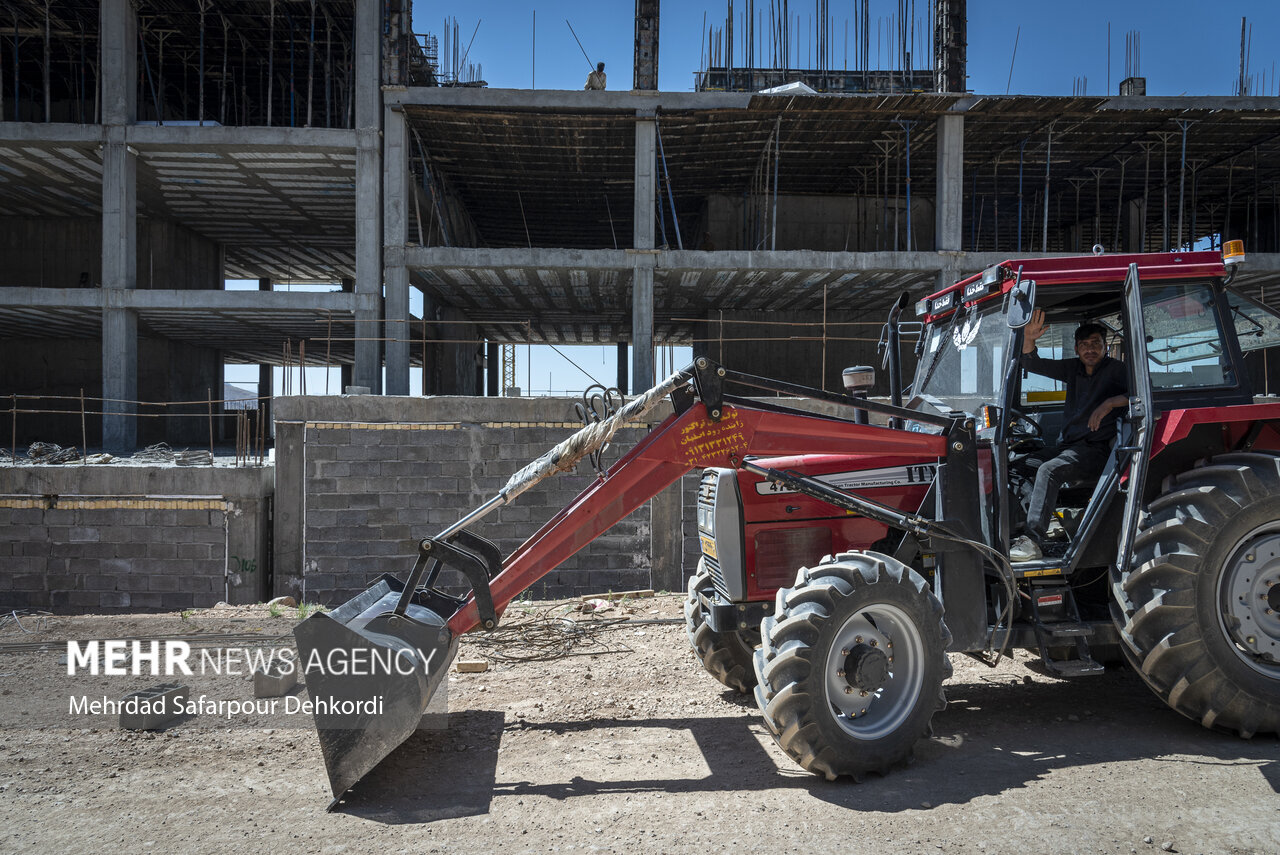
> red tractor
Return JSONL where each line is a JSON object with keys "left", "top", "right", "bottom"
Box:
{"left": 295, "top": 244, "right": 1280, "bottom": 803}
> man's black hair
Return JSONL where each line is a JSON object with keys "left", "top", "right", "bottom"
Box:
{"left": 597, "top": 62, "right": 605, "bottom": 71}
{"left": 1074, "top": 321, "right": 1107, "bottom": 344}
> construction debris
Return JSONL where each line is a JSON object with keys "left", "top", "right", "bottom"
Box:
{"left": 253, "top": 660, "right": 299, "bottom": 699}
{"left": 581, "top": 589, "right": 655, "bottom": 602}
{"left": 174, "top": 450, "right": 213, "bottom": 466}
{"left": 455, "top": 660, "right": 489, "bottom": 673}
{"left": 132, "top": 443, "right": 175, "bottom": 462}
{"left": 26, "top": 442, "right": 80, "bottom": 464}
{"left": 119, "top": 683, "right": 189, "bottom": 731}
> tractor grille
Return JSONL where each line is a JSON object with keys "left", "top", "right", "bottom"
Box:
{"left": 698, "top": 469, "right": 741, "bottom": 600}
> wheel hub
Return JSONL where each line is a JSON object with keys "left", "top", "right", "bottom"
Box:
{"left": 844, "top": 644, "right": 890, "bottom": 692}
{"left": 825, "top": 603, "right": 925, "bottom": 741}
{"left": 1220, "top": 531, "right": 1280, "bottom": 673}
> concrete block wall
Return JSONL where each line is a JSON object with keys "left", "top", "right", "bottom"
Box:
{"left": 274, "top": 395, "right": 668, "bottom": 606}
{"left": 0, "top": 464, "right": 273, "bottom": 612}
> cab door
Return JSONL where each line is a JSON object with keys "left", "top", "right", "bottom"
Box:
{"left": 1114, "top": 262, "right": 1156, "bottom": 576}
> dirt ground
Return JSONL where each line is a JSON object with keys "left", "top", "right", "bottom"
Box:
{"left": 1, "top": 594, "right": 1278, "bottom": 855}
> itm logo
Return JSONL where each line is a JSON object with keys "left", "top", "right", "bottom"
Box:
{"left": 66, "top": 640, "right": 193, "bottom": 676}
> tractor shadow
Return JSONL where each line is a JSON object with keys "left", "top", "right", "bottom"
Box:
{"left": 334, "top": 670, "right": 1280, "bottom": 823}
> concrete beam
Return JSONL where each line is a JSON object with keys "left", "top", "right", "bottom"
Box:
{"left": 126, "top": 125, "right": 357, "bottom": 149}
{"left": 405, "top": 246, "right": 633, "bottom": 269}
{"left": 386, "top": 87, "right": 752, "bottom": 112}
{"left": 0, "top": 288, "right": 363, "bottom": 311}
{"left": 383, "top": 106, "right": 410, "bottom": 396}
{"left": 0, "top": 124, "right": 102, "bottom": 143}
{"left": 399, "top": 247, "right": 1280, "bottom": 277}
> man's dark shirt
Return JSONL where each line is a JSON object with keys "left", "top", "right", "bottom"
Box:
{"left": 1022, "top": 351, "right": 1129, "bottom": 444}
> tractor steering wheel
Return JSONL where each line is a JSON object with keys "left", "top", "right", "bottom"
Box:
{"left": 1006, "top": 408, "right": 1043, "bottom": 446}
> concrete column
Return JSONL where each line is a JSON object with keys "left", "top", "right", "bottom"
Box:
{"left": 616, "top": 341, "right": 629, "bottom": 395}
{"left": 634, "top": 116, "right": 656, "bottom": 250}
{"left": 935, "top": 113, "right": 964, "bottom": 252}
{"left": 100, "top": 0, "right": 136, "bottom": 125}
{"left": 486, "top": 342, "right": 499, "bottom": 396}
{"left": 650, "top": 479, "right": 683, "bottom": 593}
{"left": 632, "top": 114, "right": 657, "bottom": 390}
{"left": 353, "top": 0, "right": 382, "bottom": 393}
{"left": 631, "top": 264, "right": 654, "bottom": 390}
{"left": 383, "top": 106, "right": 410, "bottom": 395}
{"left": 1125, "top": 198, "right": 1145, "bottom": 253}
{"left": 100, "top": 0, "right": 137, "bottom": 452}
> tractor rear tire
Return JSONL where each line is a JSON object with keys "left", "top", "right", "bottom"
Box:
{"left": 684, "top": 559, "right": 758, "bottom": 694}
{"left": 1119, "top": 452, "right": 1280, "bottom": 737}
{"left": 753, "top": 551, "right": 951, "bottom": 780}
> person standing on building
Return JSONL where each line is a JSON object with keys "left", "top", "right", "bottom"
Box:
{"left": 585, "top": 62, "right": 607, "bottom": 90}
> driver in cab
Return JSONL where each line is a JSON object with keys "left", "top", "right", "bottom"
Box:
{"left": 1010, "top": 309, "right": 1129, "bottom": 562}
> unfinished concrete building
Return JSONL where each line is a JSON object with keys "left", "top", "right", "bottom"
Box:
{"left": 4, "top": 1, "right": 1280, "bottom": 609}
{"left": 3, "top": 1, "right": 1280, "bottom": 450}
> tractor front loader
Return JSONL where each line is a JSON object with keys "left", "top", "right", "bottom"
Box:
{"left": 294, "top": 359, "right": 989, "bottom": 804}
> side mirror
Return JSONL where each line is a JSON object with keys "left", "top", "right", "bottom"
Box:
{"left": 1007, "top": 278, "right": 1037, "bottom": 328}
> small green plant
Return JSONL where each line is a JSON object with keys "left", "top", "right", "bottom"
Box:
{"left": 268, "top": 602, "right": 282, "bottom": 618}
{"left": 180, "top": 609, "right": 194, "bottom": 622}
{"left": 297, "top": 602, "right": 328, "bottom": 620}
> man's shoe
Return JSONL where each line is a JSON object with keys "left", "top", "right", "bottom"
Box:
{"left": 1010, "top": 535, "right": 1042, "bottom": 562}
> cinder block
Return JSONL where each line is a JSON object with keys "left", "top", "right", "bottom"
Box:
{"left": 115, "top": 574, "right": 150, "bottom": 592}
{"left": 119, "top": 683, "right": 188, "bottom": 730}
{"left": 129, "top": 592, "right": 165, "bottom": 609}
{"left": 253, "top": 660, "right": 298, "bottom": 698}
{"left": 145, "top": 510, "right": 177, "bottom": 527}
{"left": 84, "top": 575, "right": 118, "bottom": 592}
{"left": 99, "top": 591, "right": 131, "bottom": 608}
{"left": 147, "top": 574, "right": 180, "bottom": 592}
{"left": 180, "top": 575, "right": 216, "bottom": 593}
{"left": 437, "top": 460, "right": 472, "bottom": 478}
{"left": 12, "top": 573, "right": 46, "bottom": 592}
{"left": 175, "top": 543, "right": 210, "bottom": 560}
{"left": 160, "top": 592, "right": 194, "bottom": 610}
{"left": 176, "top": 510, "right": 215, "bottom": 527}
{"left": 7, "top": 508, "right": 45, "bottom": 525}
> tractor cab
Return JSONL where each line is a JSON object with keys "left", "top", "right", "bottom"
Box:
{"left": 906, "top": 244, "right": 1280, "bottom": 577}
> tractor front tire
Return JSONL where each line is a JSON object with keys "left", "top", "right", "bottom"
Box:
{"left": 1120, "top": 453, "right": 1280, "bottom": 737}
{"left": 685, "top": 559, "right": 758, "bottom": 694}
{"left": 753, "top": 552, "right": 951, "bottom": 780}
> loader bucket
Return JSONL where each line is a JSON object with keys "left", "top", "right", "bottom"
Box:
{"left": 293, "top": 574, "right": 459, "bottom": 802}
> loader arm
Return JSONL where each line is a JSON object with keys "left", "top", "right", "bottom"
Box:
{"left": 447, "top": 397, "right": 948, "bottom": 635}
{"left": 296, "top": 362, "right": 952, "bottom": 803}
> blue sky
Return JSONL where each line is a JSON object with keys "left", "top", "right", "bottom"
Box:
{"left": 418, "top": 0, "right": 1280, "bottom": 96}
